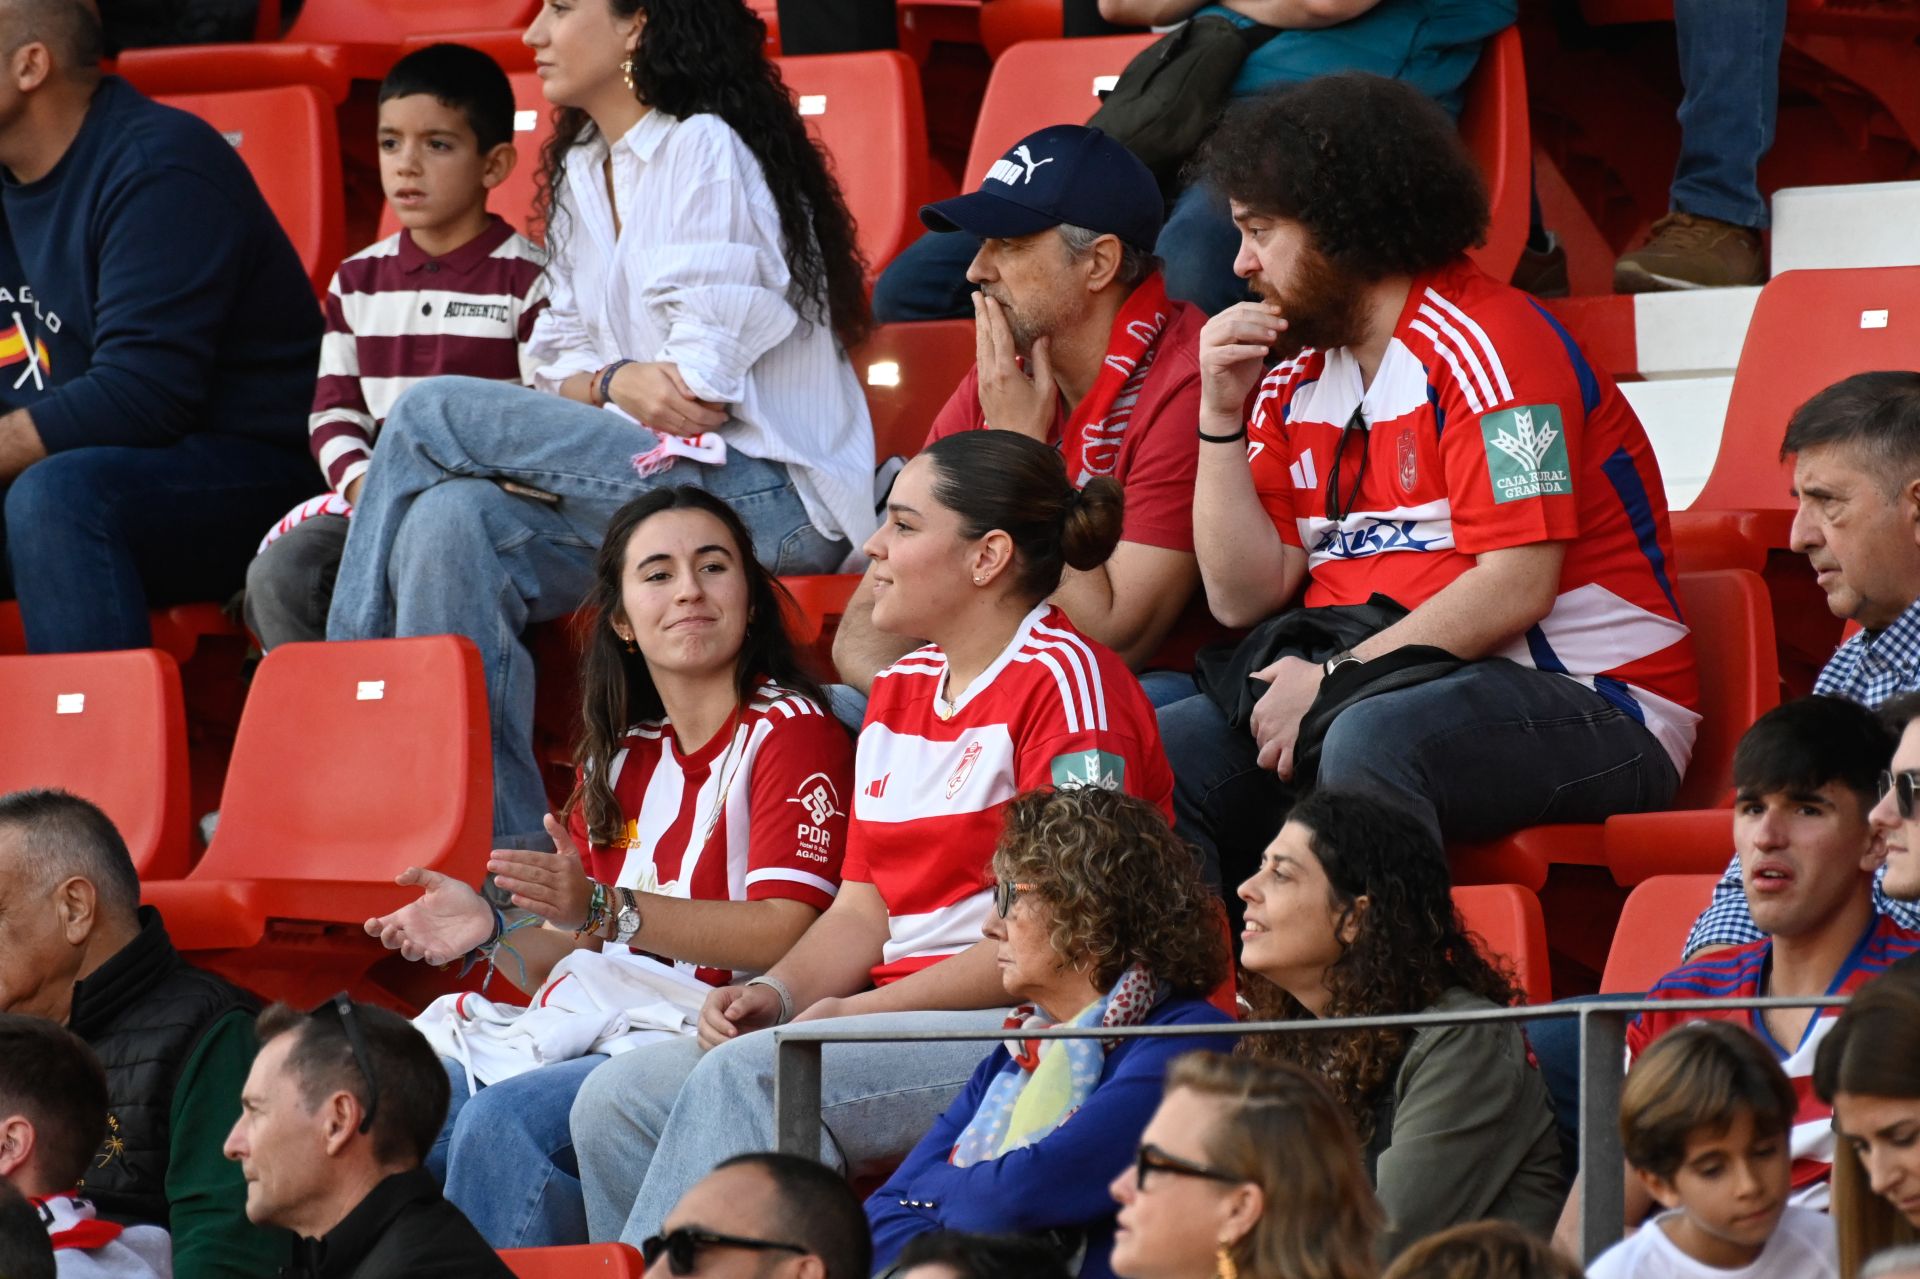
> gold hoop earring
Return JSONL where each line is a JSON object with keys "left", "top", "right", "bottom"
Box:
{"left": 622, "top": 54, "right": 637, "bottom": 94}
{"left": 1214, "top": 1242, "right": 1239, "bottom": 1279}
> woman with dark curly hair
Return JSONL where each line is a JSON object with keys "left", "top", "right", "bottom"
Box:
{"left": 1236, "top": 789, "right": 1563, "bottom": 1257}
{"left": 867, "top": 786, "right": 1234, "bottom": 1279}
{"left": 325, "top": 0, "right": 875, "bottom": 845}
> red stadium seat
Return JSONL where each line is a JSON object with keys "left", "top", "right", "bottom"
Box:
{"left": 1454, "top": 883, "right": 1552, "bottom": 1005}
{"left": 142, "top": 637, "right": 491, "bottom": 1004}
{"left": 853, "top": 320, "right": 977, "bottom": 461}
{"left": 963, "top": 36, "right": 1154, "bottom": 190}
{"left": 0, "top": 650, "right": 192, "bottom": 881}
{"left": 1451, "top": 568, "right": 1778, "bottom": 890}
{"left": 156, "top": 85, "right": 344, "bottom": 297}
{"left": 501, "top": 1244, "right": 645, "bottom": 1279}
{"left": 1599, "top": 874, "right": 1719, "bottom": 993}
{"left": 376, "top": 70, "right": 554, "bottom": 242}
{"left": 1456, "top": 26, "right": 1529, "bottom": 283}
{"left": 979, "top": 0, "right": 1066, "bottom": 59}
{"left": 777, "top": 51, "right": 930, "bottom": 277}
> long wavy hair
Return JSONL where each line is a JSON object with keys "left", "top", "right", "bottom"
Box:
{"left": 535, "top": 0, "right": 870, "bottom": 350}
{"left": 1814, "top": 968, "right": 1920, "bottom": 1279}
{"left": 1238, "top": 790, "right": 1520, "bottom": 1140}
{"left": 561, "top": 487, "right": 829, "bottom": 847}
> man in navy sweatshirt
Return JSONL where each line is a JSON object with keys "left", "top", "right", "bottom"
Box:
{"left": 0, "top": 0, "right": 320, "bottom": 652}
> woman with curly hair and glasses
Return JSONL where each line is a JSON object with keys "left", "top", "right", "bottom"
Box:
{"left": 866, "top": 786, "right": 1235, "bottom": 1279}
{"left": 326, "top": 0, "right": 875, "bottom": 845}
{"left": 1109, "top": 1052, "right": 1381, "bottom": 1279}
{"left": 1236, "top": 789, "right": 1563, "bottom": 1258}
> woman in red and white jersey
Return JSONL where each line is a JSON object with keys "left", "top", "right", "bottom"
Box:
{"left": 363, "top": 485, "right": 852, "bottom": 1248}
{"left": 572, "top": 428, "right": 1177, "bottom": 1246}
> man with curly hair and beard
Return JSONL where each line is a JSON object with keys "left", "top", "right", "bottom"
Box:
{"left": 1161, "top": 72, "right": 1701, "bottom": 894}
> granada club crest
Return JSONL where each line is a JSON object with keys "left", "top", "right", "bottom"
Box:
{"left": 946, "top": 741, "right": 983, "bottom": 799}
{"left": 1396, "top": 427, "right": 1418, "bottom": 493}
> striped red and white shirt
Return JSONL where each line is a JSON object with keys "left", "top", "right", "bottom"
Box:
{"left": 566, "top": 681, "right": 852, "bottom": 987}
{"left": 849, "top": 605, "right": 1173, "bottom": 985}
{"left": 1625, "top": 916, "right": 1920, "bottom": 1207}
{"left": 309, "top": 216, "right": 548, "bottom": 495}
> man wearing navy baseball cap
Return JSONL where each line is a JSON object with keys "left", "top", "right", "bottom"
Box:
{"left": 832, "top": 125, "right": 1217, "bottom": 709}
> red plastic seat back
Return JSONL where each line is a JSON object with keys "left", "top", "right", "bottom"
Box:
{"left": 1694, "top": 266, "right": 1920, "bottom": 515}
{"left": 851, "top": 320, "right": 978, "bottom": 461}
{"left": 500, "top": 1244, "right": 645, "bottom": 1279}
{"left": 157, "top": 85, "right": 344, "bottom": 295}
{"left": 377, "top": 70, "right": 553, "bottom": 243}
{"left": 0, "top": 651, "right": 191, "bottom": 881}
{"left": 194, "top": 637, "right": 489, "bottom": 884}
{"left": 1600, "top": 874, "right": 1720, "bottom": 993}
{"left": 776, "top": 51, "right": 927, "bottom": 276}
{"left": 964, "top": 35, "right": 1155, "bottom": 189}
{"left": 1456, "top": 26, "right": 1528, "bottom": 282}
{"left": 1672, "top": 569, "right": 1779, "bottom": 809}
{"left": 285, "top": 0, "right": 540, "bottom": 45}
{"left": 1452, "top": 883, "right": 1551, "bottom": 1005}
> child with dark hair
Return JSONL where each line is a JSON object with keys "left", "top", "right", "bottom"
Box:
{"left": 244, "top": 41, "right": 548, "bottom": 649}
{"left": 1589, "top": 1021, "right": 1836, "bottom": 1278}
{"left": 0, "top": 1015, "right": 170, "bottom": 1279}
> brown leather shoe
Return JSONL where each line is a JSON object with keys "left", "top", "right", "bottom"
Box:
{"left": 1511, "top": 233, "right": 1569, "bottom": 298}
{"left": 1614, "top": 211, "right": 1766, "bottom": 293}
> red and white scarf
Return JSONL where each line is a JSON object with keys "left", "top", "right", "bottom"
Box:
{"left": 33, "top": 1193, "right": 126, "bottom": 1251}
{"left": 1059, "top": 272, "right": 1173, "bottom": 488}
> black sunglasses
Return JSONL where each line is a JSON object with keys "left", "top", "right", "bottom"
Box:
{"left": 1323, "top": 403, "right": 1371, "bottom": 523}
{"left": 310, "top": 992, "right": 380, "bottom": 1134}
{"left": 640, "top": 1228, "right": 808, "bottom": 1276}
{"left": 1133, "top": 1142, "right": 1243, "bottom": 1192}
{"left": 1880, "top": 770, "right": 1920, "bottom": 819}
{"left": 993, "top": 880, "right": 1036, "bottom": 918}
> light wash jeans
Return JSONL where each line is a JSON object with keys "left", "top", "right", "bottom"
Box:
{"left": 427, "top": 1053, "right": 608, "bottom": 1249}
{"left": 570, "top": 1007, "right": 1010, "bottom": 1244}
{"left": 325, "top": 377, "right": 850, "bottom": 839}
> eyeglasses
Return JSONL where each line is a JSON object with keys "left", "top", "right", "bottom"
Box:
{"left": 1133, "top": 1143, "right": 1244, "bottom": 1192}
{"left": 1880, "top": 770, "right": 1920, "bottom": 819}
{"left": 639, "top": 1228, "right": 808, "bottom": 1276}
{"left": 993, "top": 880, "right": 1036, "bottom": 918}
{"left": 1323, "top": 404, "right": 1371, "bottom": 523}
{"left": 309, "top": 992, "right": 380, "bottom": 1134}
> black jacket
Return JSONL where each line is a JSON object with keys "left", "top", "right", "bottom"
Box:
{"left": 286, "top": 1169, "right": 514, "bottom": 1279}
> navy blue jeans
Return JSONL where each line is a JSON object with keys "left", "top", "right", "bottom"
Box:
{"left": 1158, "top": 659, "right": 1680, "bottom": 899}
{"left": 0, "top": 435, "right": 315, "bottom": 653}
{"left": 872, "top": 183, "right": 1251, "bottom": 323}
{"left": 1670, "top": 0, "right": 1787, "bottom": 228}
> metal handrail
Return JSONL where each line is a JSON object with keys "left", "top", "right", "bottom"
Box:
{"left": 770, "top": 994, "right": 1849, "bottom": 1264}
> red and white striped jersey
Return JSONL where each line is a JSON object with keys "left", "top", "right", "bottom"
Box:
{"left": 567, "top": 681, "right": 852, "bottom": 986}
{"left": 848, "top": 605, "right": 1174, "bottom": 985}
{"left": 1244, "top": 257, "right": 1700, "bottom": 772}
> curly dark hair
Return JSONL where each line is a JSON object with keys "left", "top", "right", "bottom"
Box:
{"left": 991, "top": 787, "right": 1228, "bottom": 998}
{"left": 561, "top": 487, "right": 830, "bottom": 848}
{"left": 536, "top": 0, "right": 870, "bottom": 350}
{"left": 1195, "top": 72, "right": 1489, "bottom": 281}
{"left": 1238, "top": 789, "right": 1519, "bottom": 1140}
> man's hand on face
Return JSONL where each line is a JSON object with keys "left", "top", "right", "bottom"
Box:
{"left": 973, "top": 291, "right": 1057, "bottom": 441}
{"left": 1198, "top": 301, "right": 1285, "bottom": 421}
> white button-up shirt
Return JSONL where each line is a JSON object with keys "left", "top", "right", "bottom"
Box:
{"left": 527, "top": 109, "right": 875, "bottom": 550}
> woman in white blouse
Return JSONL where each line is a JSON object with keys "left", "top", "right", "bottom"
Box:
{"left": 326, "top": 0, "right": 875, "bottom": 843}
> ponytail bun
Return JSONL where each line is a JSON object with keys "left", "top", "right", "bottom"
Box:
{"left": 1061, "top": 476, "right": 1125, "bottom": 571}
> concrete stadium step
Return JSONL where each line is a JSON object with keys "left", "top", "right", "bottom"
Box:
{"left": 1772, "top": 180, "right": 1920, "bottom": 274}
{"left": 1619, "top": 375, "right": 1734, "bottom": 511}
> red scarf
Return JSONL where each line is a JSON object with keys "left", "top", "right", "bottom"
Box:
{"left": 1059, "top": 272, "right": 1173, "bottom": 488}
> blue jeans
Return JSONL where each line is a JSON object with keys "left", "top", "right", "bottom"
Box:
{"left": 0, "top": 434, "right": 314, "bottom": 652}
{"left": 1670, "top": 0, "right": 1786, "bottom": 228}
{"left": 429, "top": 1053, "right": 607, "bottom": 1249}
{"left": 870, "top": 183, "right": 1251, "bottom": 324}
{"left": 325, "top": 378, "right": 850, "bottom": 839}
{"left": 1160, "top": 660, "right": 1680, "bottom": 897}
{"left": 1525, "top": 993, "right": 1643, "bottom": 1187}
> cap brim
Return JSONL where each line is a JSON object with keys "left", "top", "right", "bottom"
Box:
{"left": 919, "top": 189, "right": 1061, "bottom": 239}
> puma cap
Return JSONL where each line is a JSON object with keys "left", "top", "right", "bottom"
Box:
{"left": 919, "top": 124, "right": 1163, "bottom": 251}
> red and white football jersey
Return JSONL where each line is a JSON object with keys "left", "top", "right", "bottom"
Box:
{"left": 849, "top": 605, "right": 1174, "bottom": 985}
{"left": 1245, "top": 257, "right": 1701, "bottom": 771}
{"left": 567, "top": 681, "right": 852, "bottom": 986}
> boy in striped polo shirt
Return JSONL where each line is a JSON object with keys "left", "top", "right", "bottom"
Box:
{"left": 244, "top": 43, "right": 547, "bottom": 648}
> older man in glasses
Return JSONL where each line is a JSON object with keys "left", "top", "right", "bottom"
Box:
{"left": 642, "top": 1153, "right": 868, "bottom": 1279}
{"left": 224, "top": 999, "right": 511, "bottom": 1279}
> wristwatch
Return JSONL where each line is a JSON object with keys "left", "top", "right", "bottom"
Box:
{"left": 611, "top": 887, "right": 644, "bottom": 946}
{"left": 1324, "top": 649, "right": 1363, "bottom": 678}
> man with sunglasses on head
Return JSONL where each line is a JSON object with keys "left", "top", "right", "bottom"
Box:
{"left": 1554, "top": 696, "right": 1920, "bottom": 1251}
{"left": 223, "top": 998, "right": 511, "bottom": 1279}
{"left": 1163, "top": 72, "right": 1698, "bottom": 895}
{"left": 641, "top": 1153, "right": 868, "bottom": 1279}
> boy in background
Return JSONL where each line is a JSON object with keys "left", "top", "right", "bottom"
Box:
{"left": 245, "top": 42, "right": 547, "bottom": 648}
{"left": 1590, "top": 1021, "right": 1836, "bottom": 1278}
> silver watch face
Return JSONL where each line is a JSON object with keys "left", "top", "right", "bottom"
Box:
{"left": 615, "top": 906, "right": 641, "bottom": 940}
